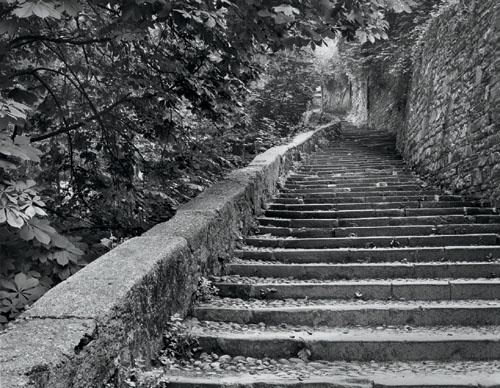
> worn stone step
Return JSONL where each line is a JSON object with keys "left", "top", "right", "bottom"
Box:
{"left": 272, "top": 195, "right": 468, "bottom": 204}
{"left": 299, "top": 165, "right": 408, "bottom": 172}
{"left": 264, "top": 208, "right": 496, "bottom": 220}
{"left": 282, "top": 186, "right": 433, "bottom": 195}
{"left": 296, "top": 171, "right": 413, "bottom": 178}
{"left": 253, "top": 224, "right": 500, "bottom": 238}
{"left": 299, "top": 163, "right": 407, "bottom": 169}
{"left": 236, "top": 246, "right": 500, "bottom": 263}
{"left": 245, "top": 234, "right": 499, "bottom": 249}
{"left": 147, "top": 360, "right": 500, "bottom": 388}
{"left": 267, "top": 201, "right": 477, "bottom": 210}
{"left": 278, "top": 190, "right": 440, "bottom": 198}
{"left": 189, "top": 323, "right": 500, "bottom": 361}
{"left": 193, "top": 299, "right": 500, "bottom": 327}
{"left": 258, "top": 215, "right": 500, "bottom": 228}
{"left": 373, "top": 375, "right": 500, "bottom": 388}
{"left": 338, "top": 215, "right": 500, "bottom": 227}
{"left": 214, "top": 278, "right": 500, "bottom": 300}
{"left": 285, "top": 178, "right": 416, "bottom": 186}
{"left": 290, "top": 172, "right": 411, "bottom": 179}
{"left": 300, "top": 159, "right": 406, "bottom": 165}
{"left": 153, "top": 375, "right": 500, "bottom": 388}
{"left": 297, "top": 167, "right": 412, "bottom": 173}
{"left": 226, "top": 261, "right": 500, "bottom": 280}
{"left": 284, "top": 182, "right": 419, "bottom": 189}
{"left": 257, "top": 225, "right": 432, "bottom": 237}
{"left": 286, "top": 178, "right": 417, "bottom": 185}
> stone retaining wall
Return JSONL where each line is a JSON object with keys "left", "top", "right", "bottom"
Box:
{"left": 399, "top": 0, "right": 500, "bottom": 203}
{"left": 0, "top": 123, "right": 336, "bottom": 388}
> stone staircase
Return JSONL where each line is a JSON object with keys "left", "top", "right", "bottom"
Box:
{"left": 154, "top": 127, "right": 500, "bottom": 387}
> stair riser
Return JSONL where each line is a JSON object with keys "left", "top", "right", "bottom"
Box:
{"left": 272, "top": 196, "right": 467, "bottom": 204}
{"left": 265, "top": 209, "right": 496, "bottom": 219}
{"left": 333, "top": 224, "right": 500, "bottom": 237}
{"left": 195, "top": 335, "right": 500, "bottom": 362}
{"left": 227, "top": 263, "right": 500, "bottom": 280}
{"left": 245, "top": 235, "right": 498, "bottom": 249}
{"left": 300, "top": 161, "right": 406, "bottom": 166}
{"left": 290, "top": 173, "right": 410, "bottom": 179}
{"left": 287, "top": 176, "right": 413, "bottom": 182}
{"left": 258, "top": 215, "right": 500, "bottom": 228}
{"left": 193, "top": 307, "right": 500, "bottom": 327}
{"left": 297, "top": 170, "right": 412, "bottom": 176}
{"left": 257, "top": 224, "right": 500, "bottom": 237}
{"left": 215, "top": 283, "right": 500, "bottom": 301}
{"left": 284, "top": 182, "right": 418, "bottom": 189}
{"left": 268, "top": 202, "right": 476, "bottom": 210}
{"left": 158, "top": 380, "right": 371, "bottom": 388}
{"left": 298, "top": 168, "right": 410, "bottom": 173}
{"left": 281, "top": 186, "right": 423, "bottom": 194}
{"left": 278, "top": 191, "right": 440, "bottom": 198}
{"left": 238, "top": 247, "right": 500, "bottom": 263}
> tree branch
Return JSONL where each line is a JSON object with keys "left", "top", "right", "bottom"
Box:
{"left": 30, "top": 94, "right": 131, "bottom": 143}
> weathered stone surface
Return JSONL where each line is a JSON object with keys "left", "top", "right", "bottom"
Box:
{"left": 400, "top": 1, "right": 500, "bottom": 205}
{"left": 0, "top": 318, "right": 96, "bottom": 388}
{"left": 358, "top": 1, "right": 499, "bottom": 207}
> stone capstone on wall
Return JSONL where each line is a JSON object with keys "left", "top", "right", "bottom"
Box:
{"left": 399, "top": 0, "right": 500, "bottom": 204}
{"left": 0, "top": 123, "right": 336, "bottom": 388}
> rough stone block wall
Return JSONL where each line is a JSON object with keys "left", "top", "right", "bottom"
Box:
{"left": 398, "top": 0, "right": 500, "bottom": 203}
{"left": 367, "top": 66, "right": 409, "bottom": 134}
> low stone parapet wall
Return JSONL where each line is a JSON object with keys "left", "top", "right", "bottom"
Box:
{"left": 0, "top": 123, "right": 337, "bottom": 388}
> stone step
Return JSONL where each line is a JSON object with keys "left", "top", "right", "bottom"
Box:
{"left": 286, "top": 178, "right": 417, "bottom": 185}
{"left": 193, "top": 299, "right": 500, "bottom": 327}
{"left": 284, "top": 182, "right": 422, "bottom": 189}
{"left": 281, "top": 185, "right": 429, "bottom": 193}
{"left": 145, "top": 360, "right": 500, "bottom": 388}
{"left": 299, "top": 164, "right": 407, "bottom": 170}
{"left": 214, "top": 278, "right": 500, "bottom": 300}
{"left": 301, "top": 158, "right": 405, "bottom": 163}
{"left": 257, "top": 215, "right": 500, "bottom": 228}
{"left": 226, "top": 261, "right": 500, "bottom": 280}
{"left": 256, "top": 224, "right": 500, "bottom": 238}
{"left": 278, "top": 190, "right": 440, "bottom": 198}
{"left": 286, "top": 177, "right": 416, "bottom": 184}
{"left": 245, "top": 234, "right": 499, "bottom": 249}
{"left": 297, "top": 168, "right": 411, "bottom": 174}
{"left": 293, "top": 171, "right": 413, "bottom": 177}
{"left": 305, "top": 160, "right": 403, "bottom": 166}
{"left": 236, "top": 246, "right": 500, "bottom": 263}
{"left": 290, "top": 171, "right": 411, "bottom": 178}
{"left": 188, "top": 323, "right": 500, "bottom": 361}
{"left": 264, "top": 208, "right": 496, "bottom": 219}
{"left": 273, "top": 195, "right": 467, "bottom": 203}
{"left": 267, "top": 201, "right": 477, "bottom": 210}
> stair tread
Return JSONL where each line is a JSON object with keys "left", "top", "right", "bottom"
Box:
{"left": 196, "top": 297, "right": 500, "bottom": 310}
{"left": 148, "top": 362, "right": 500, "bottom": 387}
{"left": 229, "top": 259, "right": 500, "bottom": 266}
{"left": 246, "top": 233, "right": 499, "bottom": 242}
{"left": 238, "top": 245, "right": 500, "bottom": 252}
{"left": 213, "top": 275, "right": 500, "bottom": 285}
{"left": 187, "top": 320, "right": 500, "bottom": 340}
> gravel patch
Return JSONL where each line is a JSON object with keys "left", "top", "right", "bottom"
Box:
{"left": 211, "top": 275, "right": 499, "bottom": 285}
{"left": 155, "top": 356, "right": 500, "bottom": 380}
{"left": 196, "top": 297, "right": 500, "bottom": 309}
{"left": 182, "top": 318, "right": 500, "bottom": 336}
{"left": 228, "top": 258, "right": 500, "bottom": 265}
